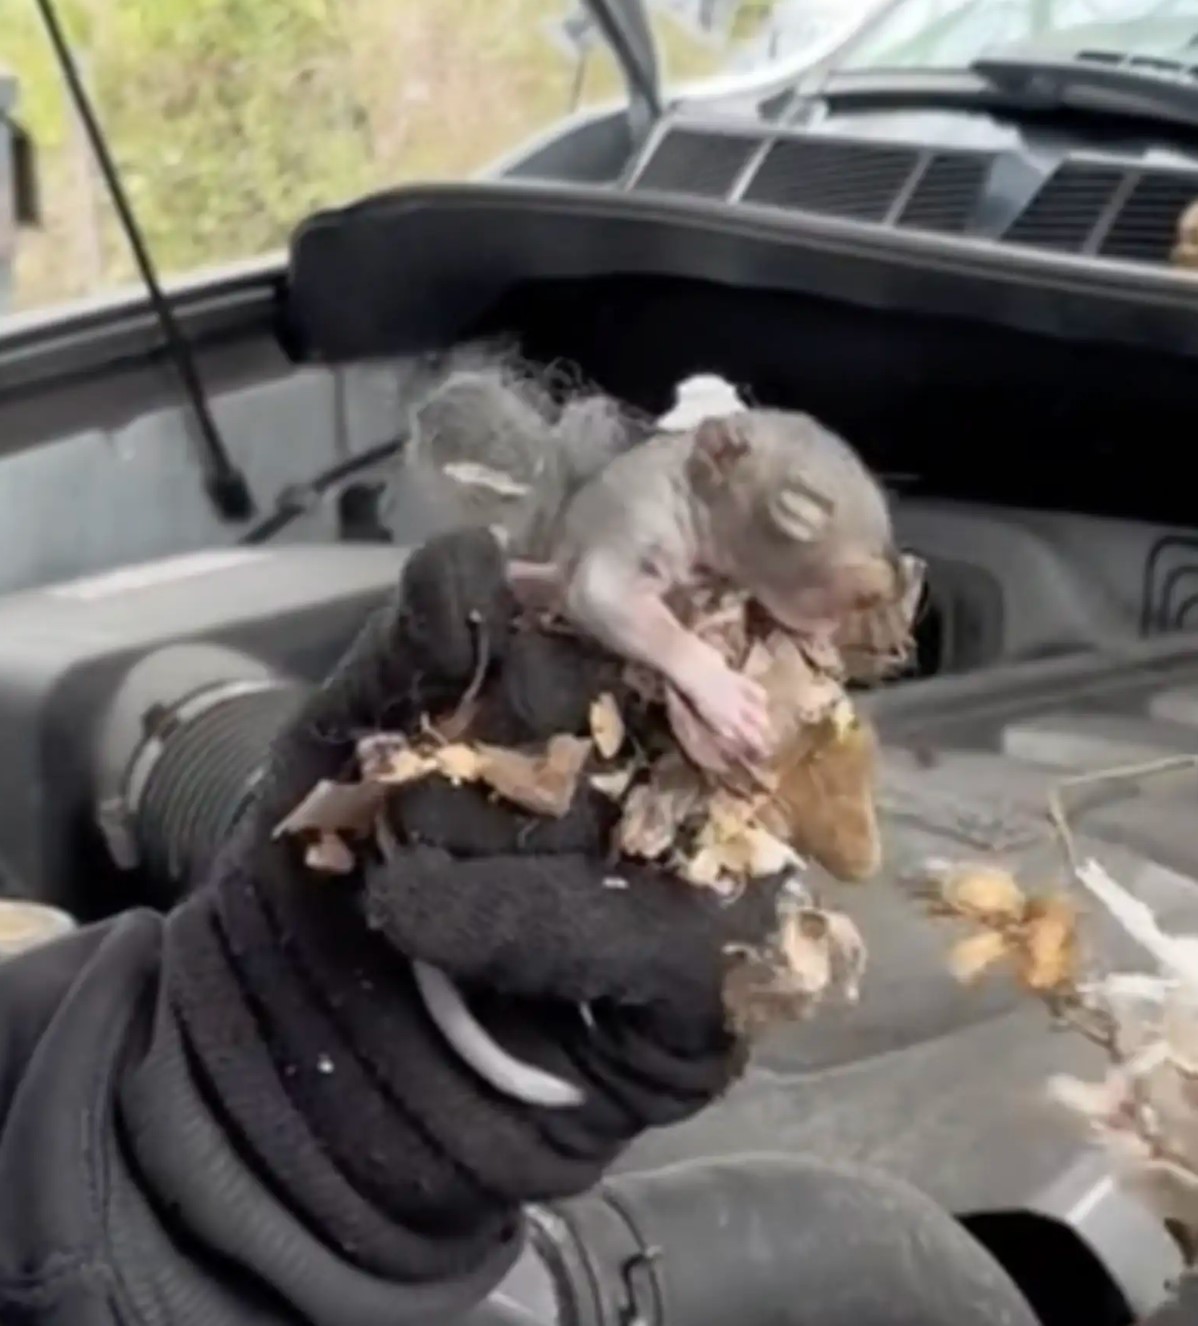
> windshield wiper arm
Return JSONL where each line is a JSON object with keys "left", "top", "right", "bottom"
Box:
{"left": 973, "top": 47, "right": 1198, "bottom": 130}
{"left": 33, "top": 0, "right": 254, "bottom": 522}
{"left": 581, "top": 0, "right": 662, "bottom": 132}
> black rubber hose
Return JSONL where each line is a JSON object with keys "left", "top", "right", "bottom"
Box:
{"left": 535, "top": 1155, "right": 1040, "bottom": 1326}
{"left": 135, "top": 684, "right": 302, "bottom": 896}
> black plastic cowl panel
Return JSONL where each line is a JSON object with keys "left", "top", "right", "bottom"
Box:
{"left": 627, "top": 121, "right": 1198, "bottom": 266}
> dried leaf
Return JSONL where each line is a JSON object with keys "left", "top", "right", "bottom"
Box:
{"left": 618, "top": 756, "right": 704, "bottom": 859}
{"left": 825, "top": 911, "right": 868, "bottom": 1001}
{"left": 1048, "top": 1070, "right": 1131, "bottom": 1126}
{"left": 1164, "top": 985, "right": 1198, "bottom": 1076}
{"left": 304, "top": 833, "right": 356, "bottom": 875}
{"left": 680, "top": 847, "right": 727, "bottom": 890}
{"left": 476, "top": 735, "right": 593, "bottom": 818}
{"left": 762, "top": 714, "right": 880, "bottom": 882}
{"left": 682, "top": 791, "right": 799, "bottom": 889}
{"left": 745, "top": 631, "right": 845, "bottom": 747}
{"left": 357, "top": 733, "right": 413, "bottom": 781}
{"left": 376, "top": 748, "right": 437, "bottom": 785}
{"left": 836, "top": 553, "right": 925, "bottom": 682}
{"left": 589, "top": 693, "right": 625, "bottom": 760}
{"left": 938, "top": 863, "right": 1027, "bottom": 923}
{"left": 590, "top": 764, "right": 636, "bottom": 800}
{"left": 1018, "top": 896, "right": 1079, "bottom": 993}
{"left": 949, "top": 929, "right": 1011, "bottom": 984}
{"left": 777, "top": 909, "right": 833, "bottom": 997}
{"left": 433, "top": 744, "right": 486, "bottom": 784}
{"left": 274, "top": 779, "right": 386, "bottom": 839}
{"left": 723, "top": 905, "right": 867, "bottom": 1036}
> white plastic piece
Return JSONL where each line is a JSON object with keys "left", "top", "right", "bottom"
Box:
{"left": 411, "top": 960, "right": 586, "bottom": 1109}
{"left": 657, "top": 373, "right": 748, "bottom": 431}
{"left": 1075, "top": 858, "right": 1198, "bottom": 987}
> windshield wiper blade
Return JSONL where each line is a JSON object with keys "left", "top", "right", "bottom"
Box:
{"left": 973, "top": 47, "right": 1198, "bottom": 130}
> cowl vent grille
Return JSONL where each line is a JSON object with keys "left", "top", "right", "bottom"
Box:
{"left": 630, "top": 128, "right": 758, "bottom": 198}
{"left": 1101, "top": 171, "right": 1197, "bottom": 263}
{"left": 741, "top": 137, "right": 918, "bottom": 221}
{"left": 1003, "top": 164, "right": 1124, "bottom": 252}
{"left": 626, "top": 123, "right": 1198, "bottom": 271}
{"left": 896, "top": 151, "right": 990, "bottom": 234}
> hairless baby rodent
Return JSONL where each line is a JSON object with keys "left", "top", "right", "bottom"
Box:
{"left": 515, "top": 405, "right": 904, "bottom": 763}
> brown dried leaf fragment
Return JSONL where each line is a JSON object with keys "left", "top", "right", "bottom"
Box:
{"left": 682, "top": 791, "right": 798, "bottom": 889}
{"left": 777, "top": 909, "right": 834, "bottom": 997}
{"left": 948, "top": 929, "right": 1011, "bottom": 985}
{"left": 836, "top": 553, "right": 925, "bottom": 683}
{"left": 433, "top": 744, "right": 486, "bottom": 785}
{"left": 1018, "top": 895, "right": 1079, "bottom": 993}
{"left": 937, "top": 863, "right": 1027, "bottom": 924}
{"left": 377, "top": 748, "right": 437, "bottom": 785}
{"left": 304, "top": 832, "right": 356, "bottom": 875}
{"left": 722, "top": 906, "right": 866, "bottom": 1037}
{"left": 745, "top": 633, "right": 845, "bottom": 740}
{"left": 589, "top": 693, "right": 625, "bottom": 760}
{"left": 763, "top": 713, "right": 880, "bottom": 882}
{"left": 357, "top": 733, "right": 414, "bottom": 781}
{"left": 825, "top": 910, "right": 869, "bottom": 1002}
{"left": 618, "top": 755, "right": 705, "bottom": 859}
{"left": 273, "top": 779, "right": 386, "bottom": 839}
{"left": 476, "top": 735, "right": 593, "bottom": 818}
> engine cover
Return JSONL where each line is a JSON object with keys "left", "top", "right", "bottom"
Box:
{"left": 0, "top": 544, "right": 404, "bottom": 911}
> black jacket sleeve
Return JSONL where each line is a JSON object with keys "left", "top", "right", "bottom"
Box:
{"left": 0, "top": 531, "right": 754, "bottom": 1326}
{"left": 0, "top": 911, "right": 526, "bottom": 1326}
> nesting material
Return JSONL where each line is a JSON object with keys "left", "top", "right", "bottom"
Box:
{"left": 914, "top": 757, "right": 1198, "bottom": 1260}
{"left": 275, "top": 537, "right": 921, "bottom": 1038}
{"left": 1042, "top": 857, "right": 1198, "bottom": 1254}
{"left": 723, "top": 891, "right": 867, "bottom": 1038}
{"left": 917, "top": 858, "right": 1080, "bottom": 995}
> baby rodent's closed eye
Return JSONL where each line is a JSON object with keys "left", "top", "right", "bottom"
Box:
{"left": 766, "top": 479, "right": 835, "bottom": 543}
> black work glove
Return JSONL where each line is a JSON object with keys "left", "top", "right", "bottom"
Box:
{"left": 166, "top": 528, "right": 780, "bottom": 1288}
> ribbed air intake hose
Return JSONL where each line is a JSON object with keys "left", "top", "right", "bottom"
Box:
{"left": 94, "top": 643, "right": 304, "bottom": 901}
{"left": 531, "top": 1155, "right": 1040, "bottom": 1326}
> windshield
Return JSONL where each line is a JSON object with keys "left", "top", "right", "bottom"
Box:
{"left": 652, "top": 0, "right": 1198, "bottom": 81}
{"left": 824, "top": 0, "right": 1198, "bottom": 72}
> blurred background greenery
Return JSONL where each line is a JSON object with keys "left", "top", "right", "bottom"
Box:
{"left": 0, "top": 0, "right": 749, "bottom": 311}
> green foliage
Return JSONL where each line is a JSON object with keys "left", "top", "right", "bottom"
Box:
{"left": 0, "top": 0, "right": 724, "bottom": 310}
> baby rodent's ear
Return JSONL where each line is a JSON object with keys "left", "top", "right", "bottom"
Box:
{"left": 766, "top": 473, "right": 835, "bottom": 542}
{"left": 686, "top": 416, "right": 752, "bottom": 494}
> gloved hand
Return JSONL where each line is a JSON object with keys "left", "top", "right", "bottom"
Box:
{"left": 166, "top": 528, "right": 781, "bottom": 1288}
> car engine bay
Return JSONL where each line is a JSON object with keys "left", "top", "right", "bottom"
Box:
{"left": 5, "top": 206, "right": 1198, "bottom": 1324}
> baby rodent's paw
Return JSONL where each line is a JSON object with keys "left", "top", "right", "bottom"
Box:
{"left": 685, "top": 653, "right": 772, "bottom": 760}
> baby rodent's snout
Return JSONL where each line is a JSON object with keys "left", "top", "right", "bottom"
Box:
{"left": 751, "top": 544, "right": 906, "bottom": 633}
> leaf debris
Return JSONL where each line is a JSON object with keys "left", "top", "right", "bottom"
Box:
{"left": 919, "top": 759, "right": 1198, "bottom": 1263}
{"left": 918, "top": 857, "right": 1080, "bottom": 996}
{"left": 722, "top": 891, "right": 867, "bottom": 1037}
{"left": 276, "top": 541, "right": 924, "bottom": 1036}
{"left": 589, "top": 692, "right": 625, "bottom": 759}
